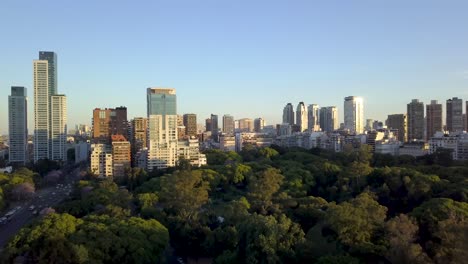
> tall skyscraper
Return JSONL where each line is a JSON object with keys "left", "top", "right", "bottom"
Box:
{"left": 8, "top": 87, "right": 28, "bottom": 164}
{"left": 131, "top": 117, "right": 148, "bottom": 152}
{"left": 344, "top": 96, "right": 364, "bottom": 134}
{"left": 307, "top": 104, "right": 320, "bottom": 132}
{"left": 222, "top": 114, "right": 235, "bottom": 134}
{"left": 205, "top": 118, "right": 212, "bottom": 132}
{"left": 33, "top": 59, "right": 50, "bottom": 161}
{"left": 50, "top": 95, "right": 67, "bottom": 161}
{"left": 92, "top": 107, "right": 128, "bottom": 143}
{"left": 296, "top": 102, "right": 308, "bottom": 132}
{"left": 211, "top": 114, "right": 219, "bottom": 134}
{"left": 33, "top": 51, "right": 67, "bottom": 162}
{"left": 183, "top": 114, "right": 197, "bottom": 137}
{"left": 465, "top": 101, "right": 468, "bottom": 131}
{"left": 254, "top": 118, "right": 265, "bottom": 133}
{"left": 407, "top": 99, "right": 425, "bottom": 141}
{"left": 282, "top": 103, "right": 294, "bottom": 125}
{"left": 319, "top": 106, "right": 339, "bottom": 132}
{"left": 446, "top": 97, "right": 463, "bottom": 132}
{"left": 426, "top": 100, "right": 443, "bottom": 140}
{"left": 386, "top": 114, "right": 407, "bottom": 143}
{"left": 147, "top": 88, "right": 178, "bottom": 170}
{"left": 238, "top": 118, "right": 254, "bottom": 132}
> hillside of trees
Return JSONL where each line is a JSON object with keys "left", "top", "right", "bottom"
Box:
{"left": 2, "top": 145, "right": 467, "bottom": 263}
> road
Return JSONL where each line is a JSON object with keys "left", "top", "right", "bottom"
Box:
{"left": 0, "top": 168, "right": 79, "bottom": 250}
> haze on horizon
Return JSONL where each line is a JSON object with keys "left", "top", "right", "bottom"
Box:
{"left": 1, "top": 0, "right": 468, "bottom": 134}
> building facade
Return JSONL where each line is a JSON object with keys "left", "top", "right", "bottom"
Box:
{"left": 112, "top": 134, "right": 131, "bottom": 179}
{"left": 407, "top": 99, "right": 425, "bottom": 141}
{"left": 222, "top": 114, "right": 235, "bottom": 135}
{"left": 344, "top": 96, "right": 364, "bottom": 134}
{"left": 296, "top": 102, "right": 308, "bottom": 132}
{"left": 386, "top": 114, "right": 407, "bottom": 143}
{"left": 183, "top": 114, "right": 197, "bottom": 137}
{"left": 147, "top": 88, "right": 178, "bottom": 170}
{"left": 282, "top": 103, "right": 294, "bottom": 125}
{"left": 8, "top": 86, "right": 28, "bottom": 164}
{"left": 319, "top": 106, "right": 338, "bottom": 132}
{"left": 446, "top": 97, "right": 463, "bottom": 132}
{"left": 426, "top": 100, "right": 443, "bottom": 140}
{"left": 90, "top": 144, "right": 113, "bottom": 178}
{"left": 33, "top": 59, "right": 50, "bottom": 161}
{"left": 92, "top": 107, "right": 128, "bottom": 143}
{"left": 50, "top": 95, "right": 67, "bottom": 161}
{"left": 254, "top": 118, "right": 265, "bottom": 133}
{"left": 307, "top": 104, "right": 320, "bottom": 132}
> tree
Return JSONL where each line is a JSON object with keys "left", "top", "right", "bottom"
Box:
{"left": 238, "top": 214, "right": 305, "bottom": 263}
{"left": 247, "top": 168, "right": 284, "bottom": 214}
{"left": 11, "top": 182, "right": 35, "bottom": 200}
{"left": 432, "top": 213, "right": 468, "bottom": 264}
{"left": 158, "top": 170, "right": 210, "bottom": 221}
{"left": 325, "top": 193, "right": 387, "bottom": 253}
{"left": 384, "top": 214, "right": 431, "bottom": 264}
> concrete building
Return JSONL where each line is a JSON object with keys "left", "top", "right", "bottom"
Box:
{"left": 283, "top": 103, "right": 295, "bottom": 125}
{"left": 177, "top": 138, "right": 207, "bottom": 167}
{"left": 238, "top": 118, "right": 254, "bottom": 132}
{"left": 112, "top": 134, "right": 131, "bottom": 179}
{"left": 205, "top": 118, "right": 212, "bottom": 132}
{"left": 131, "top": 117, "right": 148, "bottom": 154}
{"left": 147, "top": 88, "right": 178, "bottom": 171}
{"left": 277, "top": 124, "right": 292, "bottom": 136}
{"left": 399, "top": 142, "right": 429, "bottom": 157}
{"left": 222, "top": 114, "right": 235, "bottom": 135}
{"left": 235, "top": 133, "right": 273, "bottom": 152}
{"left": 92, "top": 107, "right": 128, "bottom": 143}
{"left": 90, "top": 144, "right": 113, "bottom": 178}
{"left": 307, "top": 104, "right": 320, "bottom": 132}
{"left": 296, "top": 102, "right": 308, "bottom": 132}
{"left": 319, "top": 106, "right": 339, "bottom": 132}
{"left": 407, "top": 99, "right": 425, "bottom": 141}
{"left": 386, "top": 114, "right": 407, "bottom": 143}
{"left": 8, "top": 87, "right": 28, "bottom": 165}
{"left": 254, "top": 118, "right": 265, "bottom": 133}
{"left": 33, "top": 59, "right": 50, "bottom": 161}
{"left": 177, "top": 115, "right": 186, "bottom": 140}
{"left": 183, "top": 114, "right": 197, "bottom": 137}
{"left": 446, "top": 97, "right": 463, "bottom": 132}
{"left": 344, "top": 96, "right": 364, "bottom": 134}
{"left": 375, "top": 139, "right": 400, "bottom": 156}
{"left": 219, "top": 134, "right": 236, "bottom": 151}
{"left": 74, "top": 142, "right": 90, "bottom": 164}
{"left": 426, "top": 100, "right": 443, "bottom": 140}
{"left": 211, "top": 114, "right": 219, "bottom": 135}
{"left": 365, "top": 119, "right": 374, "bottom": 131}
{"left": 50, "top": 95, "right": 67, "bottom": 161}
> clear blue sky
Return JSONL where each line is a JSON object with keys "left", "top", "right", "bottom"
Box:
{"left": 1, "top": 0, "right": 468, "bottom": 134}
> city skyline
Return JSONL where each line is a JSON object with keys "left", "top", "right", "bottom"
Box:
{"left": 2, "top": 1, "right": 468, "bottom": 134}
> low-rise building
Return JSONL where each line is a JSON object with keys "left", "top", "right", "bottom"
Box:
{"left": 90, "top": 144, "right": 113, "bottom": 178}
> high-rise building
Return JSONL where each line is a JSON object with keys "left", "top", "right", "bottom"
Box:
{"left": 222, "top": 114, "right": 235, "bottom": 134}
{"left": 446, "top": 97, "right": 463, "bottom": 132}
{"left": 33, "top": 59, "right": 50, "bottom": 161}
{"left": 466, "top": 101, "right": 468, "bottom": 131}
{"left": 344, "top": 96, "right": 364, "bottom": 134}
{"left": 296, "top": 102, "right": 308, "bottom": 132}
{"left": 90, "top": 144, "right": 113, "bottom": 178}
{"left": 307, "top": 104, "right": 320, "bottom": 132}
{"left": 112, "top": 134, "right": 131, "bottom": 179}
{"left": 92, "top": 107, "right": 128, "bottom": 143}
{"left": 131, "top": 117, "right": 147, "bottom": 153}
{"left": 319, "top": 106, "right": 339, "bottom": 132}
{"left": 205, "top": 118, "right": 212, "bottom": 132}
{"left": 365, "top": 119, "right": 374, "bottom": 131}
{"left": 177, "top": 115, "right": 186, "bottom": 140}
{"left": 426, "top": 100, "right": 443, "bottom": 140}
{"left": 238, "top": 118, "right": 254, "bottom": 132}
{"left": 50, "top": 95, "right": 67, "bottom": 161}
{"left": 386, "top": 114, "right": 407, "bottom": 143}
{"left": 33, "top": 51, "right": 67, "bottom": 162}
{"left": 147, "top": 88, "right": 178, "bottom": 171}
{"left": 8, "top": 87, "right": 28, "bottom": 164}
{"left": 254, "top": 118, "right": 265, "bottom": 133}
{"left": 283, "top": 103, "right": 294, "bottom": 125}
{"left": 407, "top": 99, "right": 425, "bottom": 141}
{"left": 183, "top": 114, "right": 197, "bottom": 137}
{"left": 39, "top": 51, "right": 57, "bottom": 95}
{"left": 211, "top": 114, "right": 219, "bottom": 134}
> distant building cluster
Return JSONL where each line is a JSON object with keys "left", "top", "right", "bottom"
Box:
{"left": 4, "top": 51, "right": 468, "bottom": 174}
